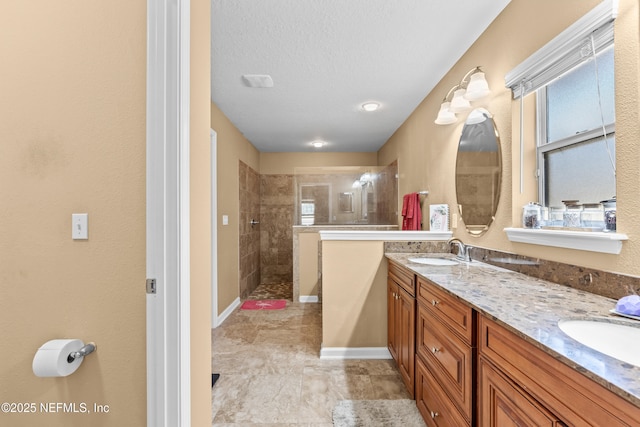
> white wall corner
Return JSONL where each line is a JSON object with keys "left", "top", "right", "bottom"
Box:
{"left": 214, "top": 298, "right": 241, "bottom": 328}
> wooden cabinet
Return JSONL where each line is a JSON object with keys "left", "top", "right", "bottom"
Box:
{"left": 415, "top": 277, "right": 475, "bottom": 426}
{"left": 386, "top": 258, "right": 640, "bottom": 427}
{"left": 387, "top": 260, "right": 416, "bottom": 397}
{"left": 479, "top": 315, "right": 640, "bottom": 426}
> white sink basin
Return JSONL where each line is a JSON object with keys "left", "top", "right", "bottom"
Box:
{"left": 558, "top": 319, "right": 640, "bottom": 367}
{"left": 407, "top": 257, "right": 458, "bottom": 266}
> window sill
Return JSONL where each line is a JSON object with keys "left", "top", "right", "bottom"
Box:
{"left": 504, "top": 227, "right": 628, "bottom": 254}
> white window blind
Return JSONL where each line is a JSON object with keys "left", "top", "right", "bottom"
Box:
{"left": 505, "top": 0, "right": 617, "bottom": 99}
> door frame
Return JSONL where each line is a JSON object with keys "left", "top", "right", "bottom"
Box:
{"left": 211, "top": 129, "right": 219, "bottom": 327}
{"left": 146, "top": 0, "right": 191, "bottom": 425}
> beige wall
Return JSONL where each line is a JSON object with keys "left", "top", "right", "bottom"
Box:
{"left": 299, "top": 233, "right": 321, "bottom": 297}
{"left": 190, "top": 0, "right": 212, "bottom": 424}
{"left": 260, "top": 152, "right": 378, "bottom": 174}
{"left": 0, "top": 1, "right": 147, "bottom": 425}
{"left": 211, "top": 103, "right": 260, "bottom": 312}
{"left": 379, "top": 0, "right": 640, "bottom": 276}
{"left": 322, "top": 241, "right": 388, "bottom": 347}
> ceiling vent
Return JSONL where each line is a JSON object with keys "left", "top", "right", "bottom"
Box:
{"left": 241, "top": 74, "right": 274, "bottom": 88}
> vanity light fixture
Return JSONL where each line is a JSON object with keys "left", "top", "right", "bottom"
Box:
{"left": 466, "top": 108, "right": 491, "bottom": 125}
{"left": 311, "top": 140, "right": 325, "bottom": 148}
{"left": 449, "top": 88, "right": 472, "bottom": 113}
{"left": 361, "top": 102, "right": 380, "bottom": 112}
{"left": 434, "top": 66, "right": 490, "bottom": 125}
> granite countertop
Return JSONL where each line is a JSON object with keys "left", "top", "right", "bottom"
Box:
{"left": 385, "top": 252, "right": 640, "bottom": 408}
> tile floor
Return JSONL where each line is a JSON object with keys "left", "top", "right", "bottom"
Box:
{"left": 211, "top": 283, "right": 412, "bottom": 426}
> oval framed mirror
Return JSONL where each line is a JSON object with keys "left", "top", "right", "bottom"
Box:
{"left": 455, "top": 108, "right": 502, "bottom": 236}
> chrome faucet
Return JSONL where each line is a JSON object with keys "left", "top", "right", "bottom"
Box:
{"left": 448, "top": 238, "right": 472, "bottom": 262}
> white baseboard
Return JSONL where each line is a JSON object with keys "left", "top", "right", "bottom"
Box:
{"left": 299, "top": 295, "right": 319, "bottom": 303}
{"left": 213, "top": 297, "right": 240, "bottom": 328}
{"left": 319, "top": 346, "right": 392, "bottom": 360}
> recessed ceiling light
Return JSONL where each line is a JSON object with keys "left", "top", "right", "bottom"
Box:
{"left": 311, "top": 140, "right": 325, "bottom": 148}
{"left": 361, "top": 102, "right": 380, "bottom": 112}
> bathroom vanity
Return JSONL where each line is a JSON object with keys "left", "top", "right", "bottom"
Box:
{"left": 385, "top": 253, "right": 640, "bottom": 426}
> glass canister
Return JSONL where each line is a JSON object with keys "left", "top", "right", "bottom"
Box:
{"left": 580, "top": 203, "right": 605, "bottom": 229}
{"left": 522, "top": 202, "right": 542, "bottom": 229}
{"left": 540, "top": 206, "right": 549, "bottom": 227}
{"left": 601, "top": 198, "right": 616, "bottom": 232}
{"left": 562, "top": 202, "right": 582, "bottom": 228}
{"left": 548, "top": 206, "right": 565, "bottom": 227}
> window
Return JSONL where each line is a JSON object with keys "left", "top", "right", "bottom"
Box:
{"left": 537, "top": 46, "right": 616, "bottom": 208}
{"left": 503, "top": 1, "right": 628, "bottom": 254}
{"left": 300, "top": 200, "right": 315, "bottom": 225}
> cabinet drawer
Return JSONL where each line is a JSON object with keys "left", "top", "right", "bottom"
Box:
{"left": 479, "top": 358, "right": 560, "bottom": 426}
{"left": 417, "top": 305, "right": 473, "bottom": 421}
{"left": 417, "top": 278, "right": 473, "bottom": 344}
{"left": 388, "top": 260, "right": 415, "bottom": 296}
{"left": 416, "top": 355, "right": 470, "bottom": 427}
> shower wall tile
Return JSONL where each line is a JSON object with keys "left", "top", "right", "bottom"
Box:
{"left": 377, "top": 161, "right": 399, "bottom": 225}
{"left": 239, "top": 161, "right": 261, "bottom": 299}
{"left": 260, "top": 174, "right": 294, "bottom": 284}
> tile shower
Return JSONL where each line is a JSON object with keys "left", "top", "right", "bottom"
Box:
{"left": 239, "top": 162, "right": 296, "bottom": 299}
{"left": 238, "top": 161, "right": 399, "bottom": 299}
{"left": 238, "top": 161, "right": 261, "bottom": 299}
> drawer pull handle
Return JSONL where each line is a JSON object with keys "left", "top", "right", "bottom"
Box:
{"left": 431, "top": 347, "right": 440, "bottom": 354}
{"left": 431, "top": 300, "right": 439, "bottom": 306}
{"left": 430, "top": 411, "right": 439, "bottom": 419}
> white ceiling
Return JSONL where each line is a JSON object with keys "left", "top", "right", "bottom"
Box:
{"left": 211, "top": 0, "right": 511, "bottom": 153}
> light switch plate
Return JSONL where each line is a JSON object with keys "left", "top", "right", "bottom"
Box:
{"left": 72, "top": 213, "right": 88, "bottom": 239}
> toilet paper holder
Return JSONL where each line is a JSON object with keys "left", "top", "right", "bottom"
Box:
{"left": 67, "top": 342, "right": 97, "bottom": 363}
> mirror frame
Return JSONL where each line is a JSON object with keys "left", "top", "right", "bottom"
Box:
{"left": 455, "top": 108, "right": 502, "bottom": 237}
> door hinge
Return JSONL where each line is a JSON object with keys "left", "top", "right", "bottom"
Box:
{"left": 146, "top": 278, "right": 157, "bottom": 294}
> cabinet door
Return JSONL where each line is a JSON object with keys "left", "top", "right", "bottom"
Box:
{"left": 397, "top": 287, "right": 415, "bottom": 397}
{"left": 479, "top": 315, "right": 640, "bottom": 426}
{"left": 479, "top": 358, "right": 561, "bottom": 427}
{"left": 387, "top": 279, "right": 399, "bottom": 361}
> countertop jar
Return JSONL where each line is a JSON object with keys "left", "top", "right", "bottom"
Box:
{"left": 602, "top": 198, "right": 616, "bottom": 232}
{"left": 562, "top": 202, "right": 582, "bottom": 228}
{"left": 548, "top": 206, "right": 565, "bottom": 227}
{"left": 522, "top": 202, "right": 542, "bottom": 229}
{"left": 580, "top": 203, "right": 605, "bottom": 230}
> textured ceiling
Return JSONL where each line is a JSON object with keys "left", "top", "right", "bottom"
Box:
{"left": 211, "top": 0, "right": 511, "bottom": 152}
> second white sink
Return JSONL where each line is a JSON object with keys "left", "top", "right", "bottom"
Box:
{"left": 408, "top": 257, "right": 458, "bottom": 266}
{"left": 558, "top": 319, "right": 640, "bottom": 367}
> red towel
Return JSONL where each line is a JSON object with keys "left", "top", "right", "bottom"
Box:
{"left": 402, "top": 193, "right": 421, "bottom": 230}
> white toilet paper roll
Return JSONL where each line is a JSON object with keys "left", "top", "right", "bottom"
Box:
{"left": 32, "top": 339, "right": 84, "bottom": 377}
